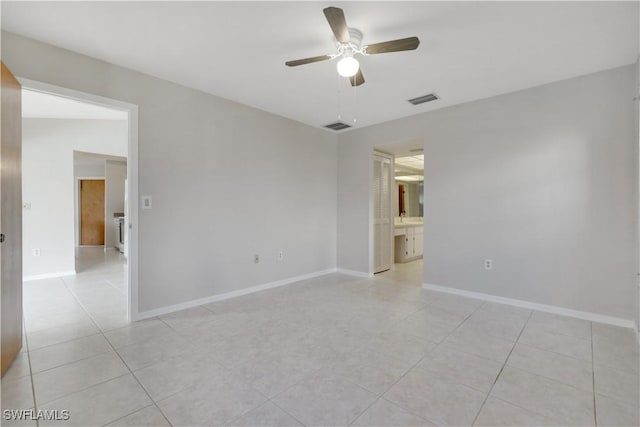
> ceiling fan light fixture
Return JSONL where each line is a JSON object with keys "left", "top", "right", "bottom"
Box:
{"left": 285, "top": 7, "right": 420, "bottom": 88}
{"left": 336, "top": 55, "right": 359, "bottom": 77}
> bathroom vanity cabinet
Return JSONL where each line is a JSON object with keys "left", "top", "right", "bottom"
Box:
{"left": 394, "top": 224, "right": 423, "bottom": 263}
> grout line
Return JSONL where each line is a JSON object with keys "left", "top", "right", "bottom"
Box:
{"left": 34, "top": 372, "right": 130, "bottom": 408}
{"left": 98, "top": 404, "right": 158, "bottom": 427}
{"left": 380, "top": 396, "right": 438, "bottom": 425}
{"left": 427, "top": 297, "right": 486, "bottom": 349}
{"left": 346, "top": 301, "right": 486, "bottom": 426}
{"left": 267, "top": 398, "right": 308, "bottom": 427}
{"left": 26, "top": 330, "right": 103, "bottom": 353}
{"left": 457, "top": 308, "right": 597, "bottom": 365}
{"left": 28, "top": 343, "right": 113, "bottom": 376}
{"left": 155, "top": 316, "right": 180, "bottom": 334}
{"left": 470, "top": 309, "right": 533, "bottom": 426}
{"left": 23, "top": 322, "right": 39, "bottom": 427}
{"left": 104, "top": 278, "right": 127, "bottom": 296}
{"left": 591, "top": 322, "right": 598, "bottom": 426}
{"left": 357, "top": 356, "right": 434, "bottom": 422}
{"left": 498, "top": 361, "right": 594, "bottom": 396}
{"left": 513, "top": 339, "right": 593, "bottom": 363}
{"left": 60, "top": 276, "right": 112, "bottom": 335}
{"left": 346, "top": 396, "right": 381, "bottom": 426}
{"left": 525, "top": 324, "right": 593, "bottom": 341}
{"left": 102, "top": 337, "right": 174, "bottom": 427}
{"left": 35, "top": 257, "right": 167, "bottom": 424}
{"left": 28, "top": 278, "right": 123, "bottom": 410}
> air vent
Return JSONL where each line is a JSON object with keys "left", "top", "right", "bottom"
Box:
{"left": 409, "top": 148, "right": 424, "bottom": 153}
{"left": 324, "top": 121, "right": 351, "bottom": 131}
{"left": 408, "top": 93, "right": 439, "bottom": 105}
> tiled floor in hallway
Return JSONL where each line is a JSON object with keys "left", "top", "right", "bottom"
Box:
{"left": 3, "top": 257, "right": 639, "bottom": 426}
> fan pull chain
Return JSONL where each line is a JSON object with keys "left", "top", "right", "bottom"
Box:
{"left": 337, "top": 71, "right": 342, "bottom": 121}
{"left": 352, "top": 78, "right": 357, "bottom": 124}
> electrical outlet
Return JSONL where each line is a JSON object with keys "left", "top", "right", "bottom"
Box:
{"left": 33, "top": 248, "right": 41, "bottom": 257}
{"left": 254, "top": 254, "right": 260, "bottom": 264}
{"left": 277, "top": 251, "right": 284, "bottom": 261}
{"left": 484, "top": 259, "right": 493, "bottom": 270}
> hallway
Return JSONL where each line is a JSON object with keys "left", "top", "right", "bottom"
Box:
{"left": 26, "top": 247, "right": 128, "bottom": 349}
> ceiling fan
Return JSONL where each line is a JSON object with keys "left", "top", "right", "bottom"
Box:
{"left": 285, "top": 7, "right": 420, "bottom": 87}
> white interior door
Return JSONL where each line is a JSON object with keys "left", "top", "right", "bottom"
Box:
{"left": 373, "top": 153, "right": 392, "bottom": 273}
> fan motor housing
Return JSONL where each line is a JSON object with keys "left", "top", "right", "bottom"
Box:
{"left": 347, "top": 28, "right": 363, "bottom": 49}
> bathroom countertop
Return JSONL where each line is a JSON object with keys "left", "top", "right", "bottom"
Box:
{"left": 394, "top": 221, "right": 423, "bottom": 228}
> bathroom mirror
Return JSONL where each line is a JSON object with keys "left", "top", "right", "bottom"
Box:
{"left": 395, "top": 181, "right": 423, "bottom": 217}
{"left": 394, "top": 154, "right": 424, "bottom": 218}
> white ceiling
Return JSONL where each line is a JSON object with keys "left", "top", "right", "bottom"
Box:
{"left": 22, "top": 89, "right": 128, "bottom": 120}
{"left": 395, "top": 154, "right": 424, "bottom": 181}
{"left": 74, "top": 151, "right": 127, "bottom": 167}
{"left": 4, "top": 2, "right": 638, "bottom": 131}
{"left": 396, "top": 155, "right": 424, "bottom": 170}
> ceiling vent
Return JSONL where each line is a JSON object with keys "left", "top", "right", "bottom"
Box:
{"left": 409, "top": 148, "right": 424, "bottom": 153}
{"left": 324, "top": 121, "right": 351, "bottom": 131}
{"left": 408, "top": 93, "right": 439, "bottom": 105}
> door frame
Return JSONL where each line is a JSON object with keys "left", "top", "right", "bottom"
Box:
{"left": 370, "top": 150, "right": 394, "bottom": 274}
{"left": 19, "top": 78, "right": 139, "bottom": 322}
{"left": 76, "top": 177, "right": 106, "bottom": 247}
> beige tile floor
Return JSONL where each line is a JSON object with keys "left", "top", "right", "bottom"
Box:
{"left": 2, "top": 255, "right": 639, "bottom": 426}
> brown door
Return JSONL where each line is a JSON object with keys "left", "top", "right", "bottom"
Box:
{"left": 1, "top": 62, "right": 23, "bottom": 376}
{"left": 80, "top": 180, "right": 105, "bottom": 246}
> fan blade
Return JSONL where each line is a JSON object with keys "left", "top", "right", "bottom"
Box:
{"left": 365, "top": 37, "right": 420, "bottom": 55}
{"left": 323, "top": 7, "right": 350, "bottom": 43}
{"left": 285, "top": 55, "right": 332, "bottom": 67}
{"left": 349, "top": 69, "right": 365, "bottom": 87}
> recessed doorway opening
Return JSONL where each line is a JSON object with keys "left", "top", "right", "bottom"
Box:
{"left": 372, "top": 140, "right": 425, "bottom": 286}
{"left": 20, "top": 79, "right": 139, "bottom": 325}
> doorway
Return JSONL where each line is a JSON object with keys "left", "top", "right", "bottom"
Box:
{"left": 372, "top": 140, "right": 425, "bottom": 286}
{"left": 19, "top": 78, "right": 139, "bottom": 322}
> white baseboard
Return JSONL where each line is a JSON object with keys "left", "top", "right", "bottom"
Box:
{"left": 336, "top": 268, "right": 373, "bottom": 278}
{"left": 134, "top": 268, "right": 338, "bottom": 321}
{"left": 23, "top": 270, "right": 76, "bottom": 282}
{"left": 422, "top": 282, "right": 636, "bottom": 330}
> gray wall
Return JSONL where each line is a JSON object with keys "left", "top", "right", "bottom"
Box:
{"left": 338, "top": 65, "right": 638, "bottom": 321}
{"left": 6, "top": 31, "right": 638, "bottom": 323}
{"left": 635, "top": 57, "right": 640, "bottom": 328}
{"left": 4, "top": 32, "right": 338, "bottom": 313}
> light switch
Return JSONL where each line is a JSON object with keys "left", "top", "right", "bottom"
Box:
{"left": 142, "top": 196, "right": 152, "bottom": 209}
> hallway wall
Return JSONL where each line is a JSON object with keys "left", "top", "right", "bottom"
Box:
{"left": 22, "top": 118, "right": 127, "bottom": 279}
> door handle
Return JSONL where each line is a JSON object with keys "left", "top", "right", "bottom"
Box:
{"left": 0, "top": 233, "right": 5, "bottom": 243}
